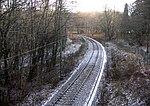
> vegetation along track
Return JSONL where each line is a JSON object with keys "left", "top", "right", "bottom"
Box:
{"left": 43, "top": 36, "right": 106, "bottom": 106}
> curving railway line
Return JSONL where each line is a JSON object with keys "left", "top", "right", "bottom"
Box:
{"left": 43, "top": 36, "right": 106, "bottom": 106}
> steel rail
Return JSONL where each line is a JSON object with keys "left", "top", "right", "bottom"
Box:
{"left": 83, "top": 37, "right": 106, "bottom": 106}
{"left": 44, "top": 38, "right": 96, "bottom": 106}
{"left": 55, "top": 39, "right": 100, "bottom": 106}
{"left": 44, "top": 36, "right": 102, "bottom": 106}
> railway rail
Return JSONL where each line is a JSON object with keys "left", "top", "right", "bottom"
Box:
{"left": 43, "top": 36, "right": 106, "bottom": 106}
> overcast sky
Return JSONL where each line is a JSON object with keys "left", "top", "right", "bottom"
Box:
{"left": 68, "top": 0, "right": 136, "bottom": 12}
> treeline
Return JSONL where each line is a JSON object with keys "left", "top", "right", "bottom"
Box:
{"left": 0, "top": 0, "right": 70, "bottom": 105}
{"left": 121, "top": 0, "right": 150, "bottom": 51}
{"left": 70, "top": 10, "right": 122, "bottom": 40}
{"left": 0, "top": 0, "right": 149, "bottom": 105}
{"left": 71, "top": 0, "right": 149, "bottom": 52}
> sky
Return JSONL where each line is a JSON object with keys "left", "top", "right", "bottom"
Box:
{"left": 68, "top": 0, "right": 136, "bottom": 12}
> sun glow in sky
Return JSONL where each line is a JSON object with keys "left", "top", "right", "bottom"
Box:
{"left": 69, "top": 0, "right": 135, "bottom": 12}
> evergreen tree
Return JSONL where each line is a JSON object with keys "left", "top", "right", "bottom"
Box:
{"left": 120, "top": 3, "right": 130, "bottom": 39}
{"left": 131, "top": 0, "right": 150, "bottom": 49}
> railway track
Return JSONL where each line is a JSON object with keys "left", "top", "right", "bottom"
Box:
{"left": 43, "top": 36, "right": 106, "bottom": 106}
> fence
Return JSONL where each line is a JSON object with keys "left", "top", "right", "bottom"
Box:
{"left": 125, "top": 46, "right": 150, "bottom": 65}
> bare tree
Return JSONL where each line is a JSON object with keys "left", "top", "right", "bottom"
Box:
{"left": 0, "top": 0, "right": 69, "bottom": 105}
{"left": 102, "top": 7, "right": 117, "bottom": 40}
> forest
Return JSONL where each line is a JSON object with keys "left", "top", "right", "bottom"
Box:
{"left": 0, "top": 0, "right": 150, "bottom": 105}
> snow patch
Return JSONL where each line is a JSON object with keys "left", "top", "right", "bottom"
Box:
{"left": 62, "top": 38, "right": 82, "bottom": 57}
{"left": 63, "top": 44, "right": 81, "bottom": 56}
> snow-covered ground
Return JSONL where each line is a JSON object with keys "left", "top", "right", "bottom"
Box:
{"left": 62, "top": 38, "right": 82, "bottom": 57}
{"left": 17, "top": 37, "right": 87, "bottom": 106}
{"left": 97, "top": 41, "right": 150, "bottom": 106}
{"left": 42, "top": 36, "right": 106, "bottom": 106}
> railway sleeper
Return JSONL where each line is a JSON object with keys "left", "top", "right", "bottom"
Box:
{"left": 60, "top": 95, "right": 75, "bottom": 99}
{"left": 56, "top": 101, "right": 73, "bottom": 105}
{"left": 59, "top": 99, "right": 74, "bottom": 102}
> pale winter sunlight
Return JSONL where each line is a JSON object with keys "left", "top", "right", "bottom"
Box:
{"left": 71, "top": 0, "right": 136, "bottom": 12}
{"left": 1, "top": 0, "right": 150, "bottom": 106}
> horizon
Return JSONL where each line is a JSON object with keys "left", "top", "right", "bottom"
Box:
{"left": 67, "top": 0, "right": 136, "bottom": 12}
